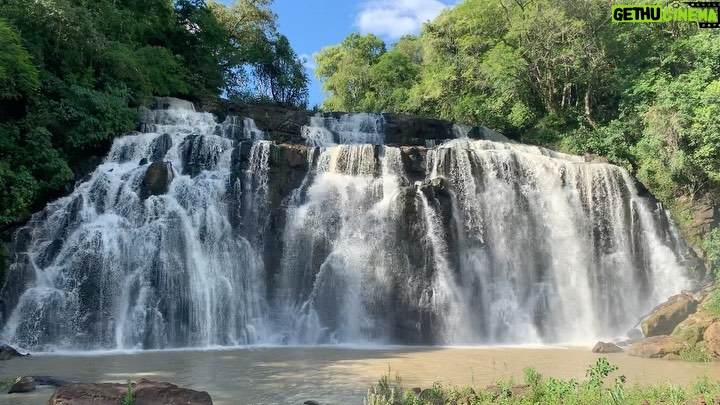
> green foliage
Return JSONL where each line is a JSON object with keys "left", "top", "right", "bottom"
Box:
{"left": 365, "top": 358, "right": 720, "bottom": 404}
{"left": 314, "top": 33, "right": 387, "bottom": 111}
{"left": 704, "top": 289, "right": 720, "bottom": 318}
{"left": 703, "top": 229, "right": 720, "bottom": 278}
{"left": 316, "top": 1, "right": 720, "bottom": 259}
{"left": 678, "top": 346, "right": 710, "bottom": 362}
{"left": 586, "top": 357, "right": 619, "bottom": 388}
{"left": 0, "top": 19, "right": 39, "bottom": 100}
{"left": 122, "top": 379, "right": 134, "bottom": 405}
{"left": 0, "top": 0, "right": 308, "bottom": 227}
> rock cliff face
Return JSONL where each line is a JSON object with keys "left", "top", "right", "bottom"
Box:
{"left": 0, "top": 98, "right": 697, "bottom": 350}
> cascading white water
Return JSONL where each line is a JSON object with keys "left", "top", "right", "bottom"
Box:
{"left": 420, "top": 139, "right": 689, "bottom": 343}
{"left": 301, "top": 113, "right": 385, "bottom": 146}
{"left": 0, "top": 105, "right": 693, "bottom": 350}
{"left": 1, "top": 107, "right": 271, "bottom": 350}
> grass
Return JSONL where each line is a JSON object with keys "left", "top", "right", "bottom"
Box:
{"left": 0, "top": 377, "right": 19, "bottom": 393}
{"left": 678, "top": 346, "right": 711, "bottom": 362}
{"left": 122, "top": 379, "right": 134, "bottom": 405}
{"left": 704, "top": 289, "right": 720, "bottom": 318}
{"left": 364, "top": 358, "right": 720, "bottom": 405}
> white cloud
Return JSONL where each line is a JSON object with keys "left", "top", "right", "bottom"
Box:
{"left": 299, "top": 53, "right": 316, "bottom": 70}
{"left": 356, "top": 0, "right": 454, "bottom": 40}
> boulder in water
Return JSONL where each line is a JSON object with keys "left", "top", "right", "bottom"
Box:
{"left": 7, "top": 376, "right": 36, "bottom": 393}
{"left": 592, "top": 341, "right": 623, "bottom": 353}
{"left": 641, "top": 293, "right": 697, "bottom": 337}
{"left": 628, "top": 335, "right": 688, "bottom": 358}
{"left": 48, "top": 379, "right": 212, "bottom": 405}
{"left": 149, "top": 133, "right": 173, "bottom": 161}
{"left": 139, "top": 161, "right": 173, "bottom": 200}
{"left": 0, "top": 344, "right": 29, "bottom": 360}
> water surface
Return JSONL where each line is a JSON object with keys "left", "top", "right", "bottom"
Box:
{"left": 3, "top": 346, "right": 720, "bottom": 404}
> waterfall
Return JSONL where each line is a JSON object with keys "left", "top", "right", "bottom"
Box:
{"left": 1, "top": 107, "right": 269, "bottom": 350}
{"left": 301, "top": 113, "right": 385, "bottom": 147}
{"left": 0, "top": 104, "right": 693, "bottom": 350}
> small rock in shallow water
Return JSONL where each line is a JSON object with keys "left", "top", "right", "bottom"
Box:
{"left": 8, "top": 376, "right": 36, "bottom": 393}
{"left": 592, "top": 341, "right": 623, "bottom": 353}
{"left": 303, "top": 401, "right": 320, "bottom": 405}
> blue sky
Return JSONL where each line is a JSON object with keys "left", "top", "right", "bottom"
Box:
{"left": 270, "top": 0, "right": 459, "bottom": 107}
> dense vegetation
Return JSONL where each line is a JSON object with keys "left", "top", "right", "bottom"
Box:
{"left": 364, "top": 358, "right": 720, "bottom": 404}
{"left": 315, "top": 0, "right": 720, "bottom": 263}
{"left": 0, "top": 0, "right": 308, "bottom": 228}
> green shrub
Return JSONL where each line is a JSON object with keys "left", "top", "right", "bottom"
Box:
{"left": 703, "top": 229, "right": 720, "bottom": 279}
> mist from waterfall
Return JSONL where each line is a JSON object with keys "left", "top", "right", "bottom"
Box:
{"left": 0, "top": 104, "right": 692, "bottom": 350}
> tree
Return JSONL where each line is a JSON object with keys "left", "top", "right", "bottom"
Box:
{"left": 252, "top": 35, "right": 309, "bottom": 107}
{"left": 315, "top": 33, "right": 386, "bottom": 111}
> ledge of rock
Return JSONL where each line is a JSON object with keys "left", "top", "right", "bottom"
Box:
{"left": 628, "top": 335, "right": 688, "bottom": 358}
{"left": 217, "top": 101, "right": 507, "bottom": 146}
{"left": 48, "top": 379, "right": 212, "bottom": 405}
{"left": 0, "top": 344, "right": 29, "bottom": 360}
{"left": 641, "top": 293, "right": 697, "bottom": 337}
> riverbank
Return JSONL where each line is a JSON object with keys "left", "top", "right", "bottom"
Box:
{"left": 365, "top": 356, "right": 720, "bottom": 404}
{"left": 3, "top": 347, "right": 720, "bottom": 404}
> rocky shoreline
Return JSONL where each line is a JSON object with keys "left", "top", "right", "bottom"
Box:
{"left": 592, "top": 284, "right": 720, "bottom": 361}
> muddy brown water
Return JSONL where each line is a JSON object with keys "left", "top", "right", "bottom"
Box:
{"left": 2, "top": 346, "right": 720, "bottom": 404}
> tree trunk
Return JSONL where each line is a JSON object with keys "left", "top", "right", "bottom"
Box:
{"left": 584, "top": 79, "right": 598, "bottom": 130}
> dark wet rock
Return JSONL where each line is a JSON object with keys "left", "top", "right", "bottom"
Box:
{"left": 139, "top": 158, "right": 148, "bottom": 166}
{"left": 153, "top": 97, "right": 195, "bottom": 111}
{"left": 0, "top": 344, "right": 29, "bottom": 360}
{"left": 400, "top": 146, "right": 427, "bottom": 183}
{"left": 217, "top": 101, "right": 497, "bottom": 146}
{"left": 628, "top": 335, "right": 688, "bottom": 358}
{"left": 303, "top": 401, "right": 320, "bottom": 405}
{"left": 30, "top": 376, "right": 71, "bottom": 387}
{"left": 384, "top": 113, "right": 467, "bottom": 146}
{"left": 139, "top": 161, "right": 173, "bottom": 200}
{"left": 592, "top": 341, "right": 623, "bottom": 353}
{"left": 7, "top": 376, "right": 35, "bottom": 393}
{"left": 222, "top": 103, "right": 312, "bottom": 144}
{"left": 641, "top": 293, "right": 697, "bottom": 337}
{"left": 48, "top": 379, "right": 212, "bottom": 405}
{"left": 150, "top": 133, "right": 173, "bottom": 161}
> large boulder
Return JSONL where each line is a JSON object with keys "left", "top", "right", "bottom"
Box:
{"left": 0, "top": 344, "right": 29, "bottom": 360}
{"left": 641, "top": 293, "right": 697, "bottom": 337}
{"left": 48, "top": 379, "right": 212, "bottom": 405}
{"left": 672, "top": 309, "right": 718, "bottom": 345}
{"left": 139, "top": 161, "right": 173, "bottom": 200}
{"left": 7, "top": 376, "right": 35, "bottom": 393}
{"left": 628, "top": 335, "right": 688, "bottom": 358}
{"left": 703, "top": 321, "right": 720, "bottom": 357}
